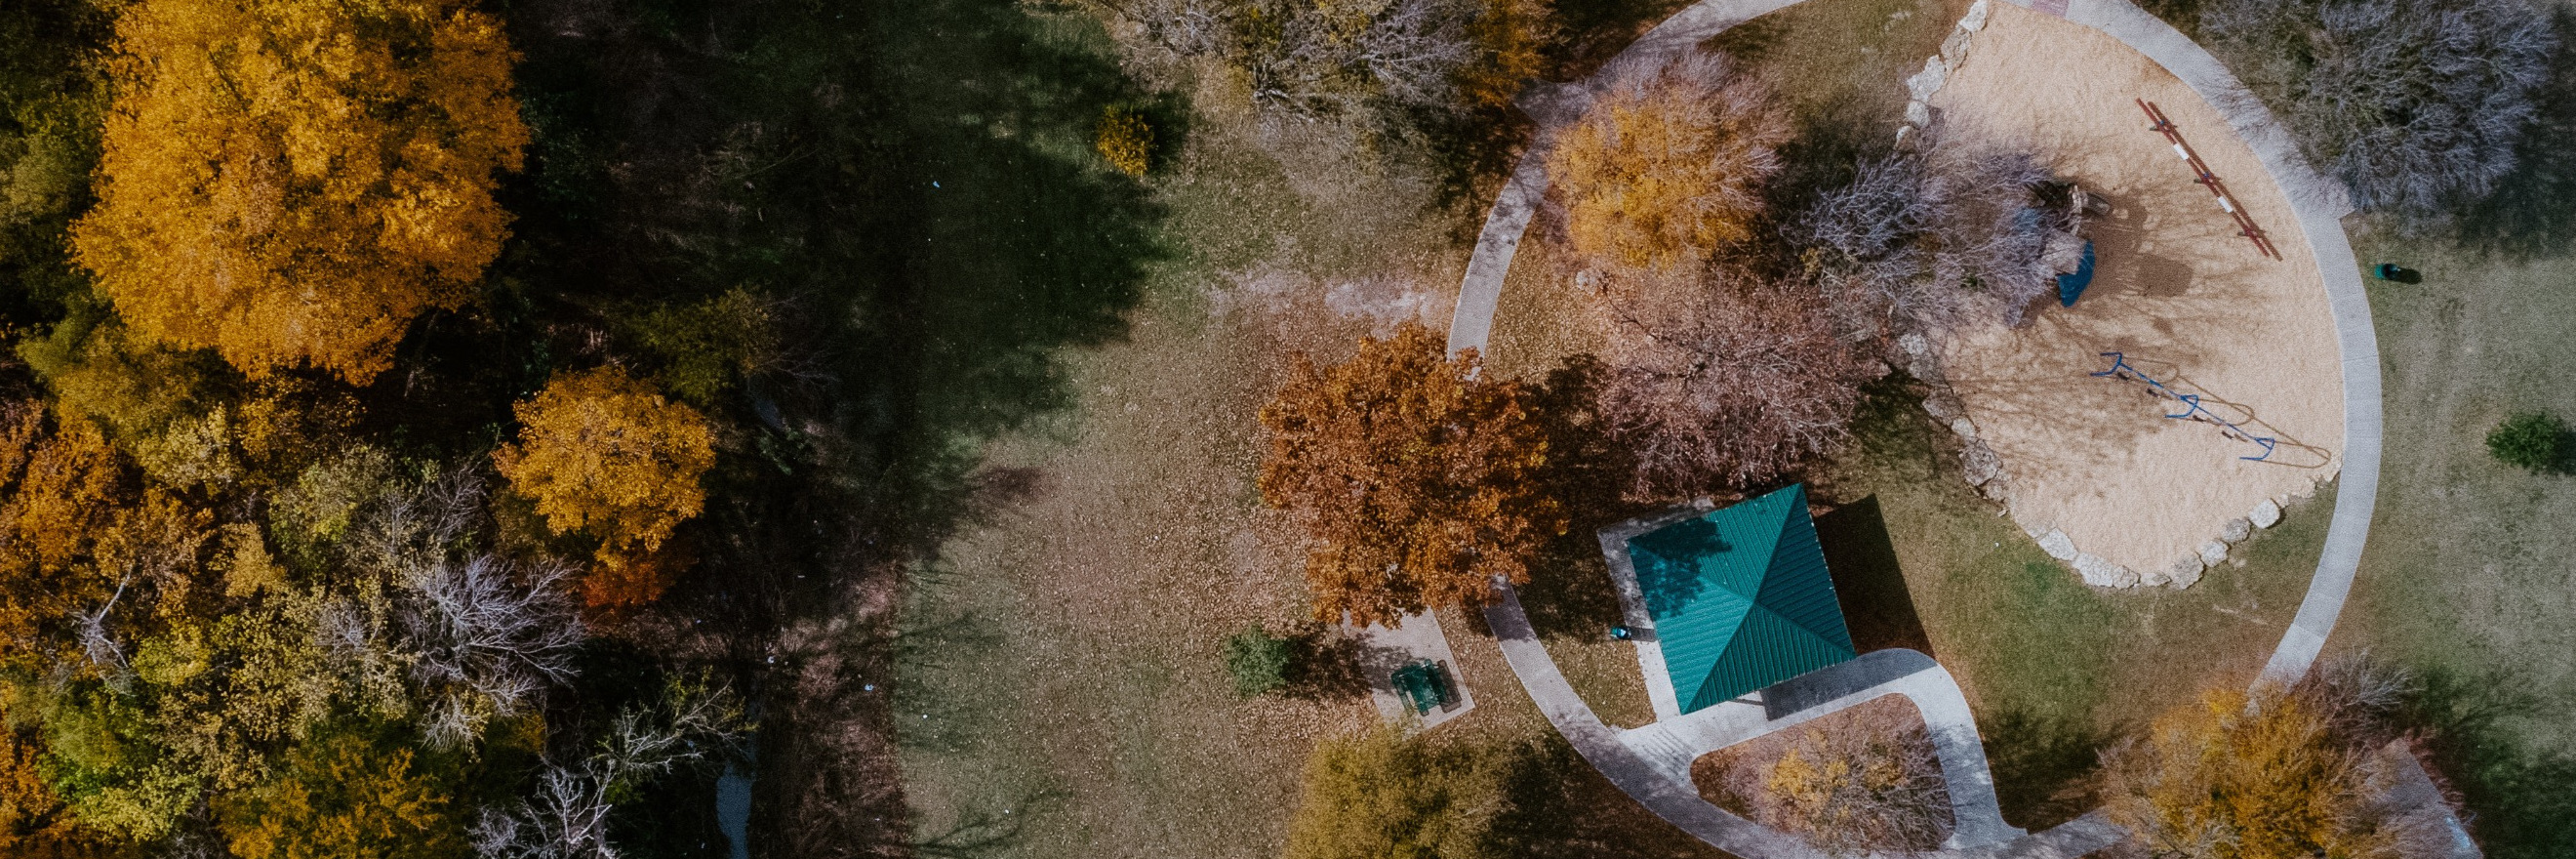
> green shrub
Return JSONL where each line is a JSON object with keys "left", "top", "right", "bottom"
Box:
{"left": 1094, "top": 105, "right": 1152, "bottom": 178}
{"left": 1222, "top": 626, "right": 1293, "bottom": 697}
{"left": 2486, "top": 411, "right": 2569, "bottom": 473}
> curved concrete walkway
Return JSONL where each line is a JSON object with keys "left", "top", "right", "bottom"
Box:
{"left": 1446, "top": 0, "right": 2385, "bottom": 855}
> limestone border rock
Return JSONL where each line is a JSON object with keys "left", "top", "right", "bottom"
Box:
{"left": 1895, "top": 0, "right": 1989, "bottom": 149}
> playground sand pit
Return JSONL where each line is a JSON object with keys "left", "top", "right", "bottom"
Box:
{"left": 1923, "top": 2, "right": 2343, "bottom": 583}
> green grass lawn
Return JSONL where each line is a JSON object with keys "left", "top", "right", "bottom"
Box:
{"left": 892, "top": 6, "right": 1738, "bottom": 858}
{"left": 2337, "top": 230, "right": 2576, "bottom": 859}
{"left": 1808, "top": 389, "right": 2325, "bottom": 828}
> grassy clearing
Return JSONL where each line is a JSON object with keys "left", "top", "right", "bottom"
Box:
{"left": 892, "top": 8, "right": 1741, "bottom": 859}
{"left": 2337, "top": 229, "right": 2576, "bottom": 859}
{"left": 1824, "top": 389, "right": 2328, "bottom": 727}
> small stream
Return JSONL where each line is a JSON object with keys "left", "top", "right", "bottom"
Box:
{"left": 717, "top": 761, "right": 753, "bottom": 859}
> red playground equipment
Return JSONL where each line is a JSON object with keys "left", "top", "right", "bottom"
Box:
{"left": 2137, "top": 99, "right": 2279, "bottom": 261}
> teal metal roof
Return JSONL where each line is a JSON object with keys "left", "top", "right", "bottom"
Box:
{"left": 1629, "top": 484, "right": 1857, "bottom": 713}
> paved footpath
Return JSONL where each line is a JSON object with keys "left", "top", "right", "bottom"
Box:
{"left": 1446, "top": 0, "right": 2390, "bottom": 855}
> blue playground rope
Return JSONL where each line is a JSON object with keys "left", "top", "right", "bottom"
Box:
{"left": 2094, "top": 352, "right": 2278, "bottom": 462}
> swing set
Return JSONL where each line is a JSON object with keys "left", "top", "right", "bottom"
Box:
{"left": 2092, "top": 351, "right": 2278, "bottom": 462}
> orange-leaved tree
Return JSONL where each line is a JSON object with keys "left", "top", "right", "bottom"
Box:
{"left": 1458, "top": 0, "right": 1556, "bottom": 111}
{"left": 1258, "top": 320, "right": 1562, "bottom": 627}
{"left": 1547, "top": 49, "right": 1788, "bottom": 272}
{"left": 71, "top": 0, "right": 529, "bottom": 383}
{"left": 0, "top": 403, "right": 129, "bottom": 664}
{"left": 495, "top": 367, "right": 715, "bottom": 607}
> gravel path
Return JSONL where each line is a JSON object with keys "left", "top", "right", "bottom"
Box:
{"left": 1444, "top": 0, "right": 2388, "bottom": 854}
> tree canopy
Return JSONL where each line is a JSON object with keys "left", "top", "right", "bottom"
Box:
{"left": 495, "top": 367, "right": 715, "bottom": 606}
{"left": 1259, "top": 321, "right": 1562, "bottom": 626}
{"left": 215, "top": 725, "right": 464, "bottom": 859}
{"left": 70, "top": 0, "right": 529, "bottom": 382}
{"left": 2100, "top": 662, "right": 2464, "bottom": 859}
{"left": 1548, "top": 50, "right": 1788, "bottom": 272}
{"left": 2200, "top": 0, "right": 2556, "bottom": 224}
{"left": 1593, "top": 274, "right": 1880, "bottom": 496}
{"left": 1284, "top": 728, "right": 1509, "bottom": 859}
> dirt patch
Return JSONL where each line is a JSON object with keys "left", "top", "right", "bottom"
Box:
{"left": 1924, "top": 2, "right": 2344, "bottom": 578}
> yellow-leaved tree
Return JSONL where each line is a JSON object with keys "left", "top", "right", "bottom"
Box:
{"left": 496, "top": 367, "right": 715, "bottom": 607}
{"left": 2101, "top": 662, "right": 2465, "bottom": 859}
{"left": 71, "top": 0, "right": 529, "bottom": 383}
{"left": 1547, "top": 49, "right": 1788, "bottom": 272}
{"left": 215, "top": 726, "right": 463, "bottom": 859}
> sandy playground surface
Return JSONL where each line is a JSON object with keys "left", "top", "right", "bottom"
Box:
{"left": 1927, "top": 2, "right": 2344, "bottom": 579}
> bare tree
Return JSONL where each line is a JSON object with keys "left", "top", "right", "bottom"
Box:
{"left": 1791, "top": 142, "right": 2073, "bottom": 337}
{"left": 1792, "top": 154, "right": 1933, "bottom": 340}
{"left": 473, "top": 676, "right": 748, "bottom": 859}
{"left": 336, "top": 463, "right": 587, "bottom": 747}
{"left": 1920, "top": 147, "right": 2064, "bottom": 328}
{"left": 2201, "top": 0, "right": 2557, "bottom": 225}
{"left": 1594, "top": 272, "right": 1882, "bottom": 496}
{"left": 349, "top": 465, "right": 487, "bottom": 584}
{"left": 398, "top": 554, "right": 584, "bottom": 749}
{"left": 1083, "top": 0, "right": 1482, "bottom": 120}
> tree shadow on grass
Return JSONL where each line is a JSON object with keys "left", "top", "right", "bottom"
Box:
{"left": 1551, "top": 0, "right": 1705, "bottom": 73}
{"left": 2402, "top": 668, "right": 2576, "bottom": 859}
{"left": 1979, "top": 709, "right": 2119, "bottom": 832}
{"left": 493, "top": 0, "right": 1167, "bottom": 856}
{"left": 1484, "top": 736, "right": 1733, "bottom": 859}
{"left": 2455, "top": 8, "right": 2576, "bottom": 260}
{"left": 1284, "top": 630, "right": 1376, "bottom": 701}
{"left": 1510, "top": 355, "right": 1657, "bottom": 640}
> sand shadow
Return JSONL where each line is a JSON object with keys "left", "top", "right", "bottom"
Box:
{"left": 1813, "top": 497, "right": 1935, "bottom": 657}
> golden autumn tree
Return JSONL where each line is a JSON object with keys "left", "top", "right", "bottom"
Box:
{"left": 215, "top": 726, "right": 464, "bottom": 859}
{"left": 1457, "top": 0, "right": 1555, "bottom": 110}
{"left": 0, "top": 403, "right": 127, "bottom": 659}
{"left": 1282, "top": 728, "right": 1509, "bottom": 859}
{"left": 1547, "top": 49, "right": 1789, "bottom": 272}
{"left": 71, "top": 0, "right": 529, "bottom": 383}
{"left": 496, "top": 367, "right": 715, "bottom": 607}
{"left": 1258, "top": 321, "right": 1562, "bottom": 627}
{"left": 1696, "top": 713, "right": 1949, "bottom": 854}
{"left": 2100, "top": 667, "right": 2463, "bottom": 859}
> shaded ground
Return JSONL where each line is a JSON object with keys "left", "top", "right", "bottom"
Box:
{"left": 497, "top": 0, "right": 1168, "bottom": 855}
